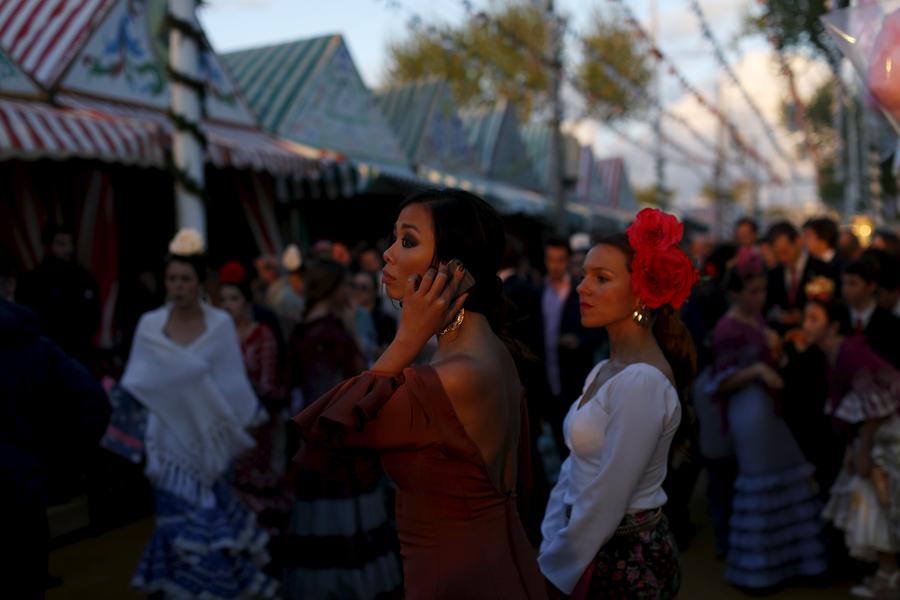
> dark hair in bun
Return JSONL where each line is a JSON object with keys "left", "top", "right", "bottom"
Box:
{"left": 165, "top": 253, "right": 207, "bottom": 283}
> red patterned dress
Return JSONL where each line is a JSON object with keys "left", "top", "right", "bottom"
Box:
{"left": 232, "top": 322, "right": 293, "bottom": 532}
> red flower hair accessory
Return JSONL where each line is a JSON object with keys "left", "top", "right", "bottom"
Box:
{"left": 627, "top": 208, "right": 685, "bottom": 252}
{"left": 627, "top": 209, "right": 698, "bottom": 310}
{"left": 219, "top": 261, "right": 247, "bottom": 285}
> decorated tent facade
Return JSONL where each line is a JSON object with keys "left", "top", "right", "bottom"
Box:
{"left": 376, "top": 79, "right": 481, "bottom": 177}
{"left": 377, "top": 80, "right": 558, "bottom": 216}
{"left": 221, "top": 34, "right": 443, "bottom": 247}
{"left": 0, "top": 0, "right": 334, "bottom": 349}
{"left": 222, "top": 34, "right": 416, "bottom": 191}
{"left": 520, "top": 122, "right": 620, "bottom": 229}
{"left": 461, "top": 100, "right": 540, "bottom": 191}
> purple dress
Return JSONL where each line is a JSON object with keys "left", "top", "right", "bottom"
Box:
{"left": 822, "top": 336, "right": 900, "bottom": 558}
{"left": 710, "top": 315, "right": 827, "bottom": 589}
{"left": 826, "top": 335, "right": 900, "bottom": 423}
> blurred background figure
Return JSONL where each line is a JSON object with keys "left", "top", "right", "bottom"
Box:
{"left": 804, "top": 217, "right": 843, "bottom": 273}
{"left": 16, "top": 224, "right": 100, "bottom": 370}
{"left": 841, "top": 258, "right": 900, "bottom": 368}
{"left": 0, "top": 245, "right": 15, "bottom": 302}
{"left": 733, "top": 217, "right": 758, "bottom": 249}
{"left": 284, "top": 257, "right": 402, "bottom": 600}
{"left": 683, "top": 243, "right": 738, "bottom": 372}
{"left": 218, "top": 261, "right": 293, "bottom": 536}
{"left": 351, "top": 270, "right": 396, "bottom": 362}
{"left": 1, "top": 242, "right": 110, "bottom": 599}
{"left": 253, "top": 255, "right": 281, "bottom": 306}
{"left": 265, "top": 244, "right": 306, "bottom": 341}
{"left": 356, "top": 244, "right": 384, "bottom": 276}
{"left": 689, "top": 232, "right": 715, "bottom": 265}
{"left": 310, "top": 239, "right": 334, "bottom": 259}
{"left": 568, "top": 232, "right": 592, "bottom": 280}
{"left": 838, "top": 228, "right": 863, "bottom": 262}
{"left": 332, "top": 241, "right": 352, "bottom": 266}
{"left": 764, "top": 221, "right": 837, "bottom": 334}
{"left": 871, "top": 230, "right": 900, "bottom": 255}
{"left": 757, "top": 234, "right": 778, "bottom": 271}
{"left": 803, "top": 290, "right": 900, "bottom": 599}
{"left": 497, "top": 234, "right": 551, "bottom": 544}
{"left": 870, "top": 250, "right": 900, "bottom": 317}
{"left": 706, "top": 248, "right": 827, "bottom": 590}
{"left": 540, "top": 238, "right": 605, "bottom": 459}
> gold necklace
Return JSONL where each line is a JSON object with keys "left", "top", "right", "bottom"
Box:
{"left": 438, "top": 308, "right": 465, "bottom": 337}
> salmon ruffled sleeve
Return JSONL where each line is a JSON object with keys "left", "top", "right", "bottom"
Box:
{"left": 293, "top": 368, "right": 440, "bottom": 467}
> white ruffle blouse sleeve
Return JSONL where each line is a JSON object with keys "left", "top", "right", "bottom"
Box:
{"left": 538, "top": 366, "right": 679, "bottom": 594}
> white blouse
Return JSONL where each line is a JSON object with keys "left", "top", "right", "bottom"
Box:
{"left": 538, "top": 361, "right": 681, "bottom": 594}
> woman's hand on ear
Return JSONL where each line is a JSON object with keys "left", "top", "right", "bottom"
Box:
{"left": 396, "top": 262, "right": 468, "bottom": 345}
{"left": 371, "top": 263, "right": 469, "bottom": 374}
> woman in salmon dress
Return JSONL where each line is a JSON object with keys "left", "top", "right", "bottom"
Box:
{"left": 294, "top": 188, "right": 547, "bottom": 599}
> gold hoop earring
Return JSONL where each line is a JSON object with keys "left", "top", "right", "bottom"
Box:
{"left": 632, "top": 302, "right": 651, "bottom": 327}
{"left": 439, "top": 308, "right": 465, "bottom": 337}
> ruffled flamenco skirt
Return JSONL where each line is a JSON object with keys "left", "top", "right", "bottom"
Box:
{"left": 282, "top": 455, "right": 404, "bottom": 600}
{"left": 131, "top": 480, "right": 278, "bottom": 599}
{"left": 725, "top": 384, "right": 828, "bottom": 589}
{"left": 822, "top": 416, "right": 900, "bottom": 562}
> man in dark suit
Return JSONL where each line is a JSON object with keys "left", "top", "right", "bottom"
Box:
{"left": 769, "top": 222, "right": 840, "bottom": 498}
{"left": 842, "top": 258, "right": 900, "bottom": 368}
{"left": 764, "top": 221, "right": 838, "bottom": 333}
{"left": 538, "top": 239, "right": 606, "bottom": 458}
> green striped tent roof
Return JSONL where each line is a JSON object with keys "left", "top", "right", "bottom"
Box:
{"left": 222, "top": 35, "right": 409, "bottom": 165}
{"left": 461, "top": 100, "right": 540, "bottom": 190}
{"left": 521, "top": 121, "right": 551, "bottom": 191}
{"left": 376, "top": 79, "right": 481, "bottom": 176}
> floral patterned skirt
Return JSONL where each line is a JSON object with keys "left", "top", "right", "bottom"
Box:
{"left": 573, "top": 509, "right": 681, "bottom": 600}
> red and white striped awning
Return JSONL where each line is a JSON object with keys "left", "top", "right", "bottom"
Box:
{"left": 59, "top": 94, "right": 329, "bottom": 176}
{"left": 0, "top": 97, "right": 165, "bottom": 166}
{"left": 0, "top": 0, "right": 113, "bottom": 87}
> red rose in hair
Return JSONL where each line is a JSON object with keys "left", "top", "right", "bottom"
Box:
{"left": 627, "top": 208, "right": 684, "bottom": 252}
{"left": 631, "top": 249, "right": 699, "bottom": 310}
{"left": 219, "top": 261, "right": 246, "bottom": 285}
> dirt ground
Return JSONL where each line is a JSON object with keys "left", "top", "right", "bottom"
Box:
{"left": 47, "top": 478, "right": 855, "bottom": 599}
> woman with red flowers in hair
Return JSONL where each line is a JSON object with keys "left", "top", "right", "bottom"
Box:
{"left": 706, "top": 249, "right": 827, "bottom": 591}
{"left": 218, "top": 261, "right": 293, "bottom": 534}
{"left": 539, "top": 209, "right": 698, "bottom": 599}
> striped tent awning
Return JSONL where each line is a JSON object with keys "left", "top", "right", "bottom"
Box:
{"left": 0, "top": 96, "right": 164, "bottom": 166}
{"left": 0, "top": 0, "right": 114, "bottom": 88}
{"left": 58, "top": 94, "right": 328, "bottom": 176}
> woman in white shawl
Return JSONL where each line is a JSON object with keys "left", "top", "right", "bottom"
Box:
{"left": 123, "top": 229, "right": 276, "bottom": 599}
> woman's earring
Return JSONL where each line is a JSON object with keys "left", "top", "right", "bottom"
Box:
{"left": 632, "top": 302, "right": 651, "bottom": 327}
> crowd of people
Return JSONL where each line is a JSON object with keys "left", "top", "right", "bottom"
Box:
{"left": 1, "top": 193, "right": 899, "bottom": 599}
{"left": 688, "top": 216, "right": 900, "bottom": 598}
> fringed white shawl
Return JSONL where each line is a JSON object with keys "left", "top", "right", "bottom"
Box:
{"left": 122, "top": 303, "right": 261, "bottom": 507}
